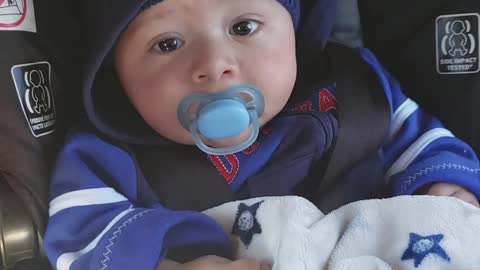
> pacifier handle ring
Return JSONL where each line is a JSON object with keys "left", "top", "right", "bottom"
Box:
{"left": 244, "top": 100, "right": 257, "bottom": 110}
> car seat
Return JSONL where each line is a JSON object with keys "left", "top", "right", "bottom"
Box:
{"left": 0, "top": 0, "right": 80, "bottom": 269}
{"left": 360, "top": 0, "right": 480, "bottom": 156}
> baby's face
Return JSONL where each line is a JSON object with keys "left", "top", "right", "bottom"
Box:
{"left": 114, "top": 0, "right": 297, "bottom": 147}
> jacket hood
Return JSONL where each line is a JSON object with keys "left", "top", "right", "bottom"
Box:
{"left": 80, "top": 0, "right": 337, "bottom": 145}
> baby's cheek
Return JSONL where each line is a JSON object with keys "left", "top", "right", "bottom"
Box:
{"left": 163, "top": 125, "right": 195, "bottom": 145}
{"left": 148, "top": 114, "right": 194, "bottom": 145}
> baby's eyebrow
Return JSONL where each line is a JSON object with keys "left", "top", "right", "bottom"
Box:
{"left": 137, "top": 11, "right": 174, "bottom": 26}
{"left": 134, "top": 6, "right": 182, "bottom": 28}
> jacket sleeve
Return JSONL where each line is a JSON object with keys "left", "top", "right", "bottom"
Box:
{"left": 44, "top": 130, "right": 232, "bottom": 270}
{"left": 360, "top": 48, "right": 480, "bottom": 199}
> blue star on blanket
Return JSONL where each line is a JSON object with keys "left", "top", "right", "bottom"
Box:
{"left": 401, "top": 233, "right": 451, "bottom": 267}
{"left": 232, "top": 201, "right": 263, "bottom": 247}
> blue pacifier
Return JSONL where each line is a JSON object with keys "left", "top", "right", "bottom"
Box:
{"left": 177, "top": 84, "right": 265, "bottom": 155}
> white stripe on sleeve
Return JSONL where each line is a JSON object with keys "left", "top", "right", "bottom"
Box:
{"left": 389, "top": 98, "right": 419, "bottom": 141}
{"left": 49, "top": 188, "right": 128, "bottom": 217}
{"left": 386, "top": 128, "right": 454, "bottom": 182}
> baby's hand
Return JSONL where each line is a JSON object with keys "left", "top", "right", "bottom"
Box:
{"left": 424, "top": 182, "right": 479, "bottom": 207}
{"left": 158, "top": 255, "right": 272, "bottom": 270}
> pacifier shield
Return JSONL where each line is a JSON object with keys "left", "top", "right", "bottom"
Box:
{"left": 177, "top": 84, "right": 265, "bottom": 155}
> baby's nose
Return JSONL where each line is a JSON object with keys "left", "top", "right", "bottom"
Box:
{"left": 191, "top": 42, "right": 238, "bottom": 84}
{"left": 192, "top": 67, "right": 234, "bottom": 84}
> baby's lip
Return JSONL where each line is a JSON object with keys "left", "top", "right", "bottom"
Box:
{"left": 194, "top": 83, "right": 248, "bottom": 95}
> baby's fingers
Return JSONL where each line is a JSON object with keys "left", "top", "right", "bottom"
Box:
{"left": 450, "top": 189, "right": 480, "bottom": 207}
{"left": 425, "top": 182, "right": 479, "bottom": 207}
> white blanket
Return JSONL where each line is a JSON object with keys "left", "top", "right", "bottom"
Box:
{"left": 203, "top": 196, "right": 480, "bottom": 270}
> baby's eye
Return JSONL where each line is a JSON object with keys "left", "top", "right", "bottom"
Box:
{"left": 230, "top": 20, "right": 260, "bottom": 36}
{"left": 153, "top": 38, "right": 184, "bottom": 53}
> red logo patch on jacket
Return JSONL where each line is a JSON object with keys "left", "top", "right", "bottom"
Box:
{"left": 209, "top": 154, "right": 240, "bottom": 184}
{"left": 242, "top": 142, "right": 259, "bottom": 154}
{"left": 293, "top": 100, "right": 313, "bottom": 111}
{"left": 319, "top": 89, "right": 337, "bottom": 112}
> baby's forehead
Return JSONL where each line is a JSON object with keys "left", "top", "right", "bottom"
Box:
{"left": 137, "top": 0, "right": 286, "bottom": 20}
{"left": 129, "top": 0, "right": 290, "bottom": 33}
